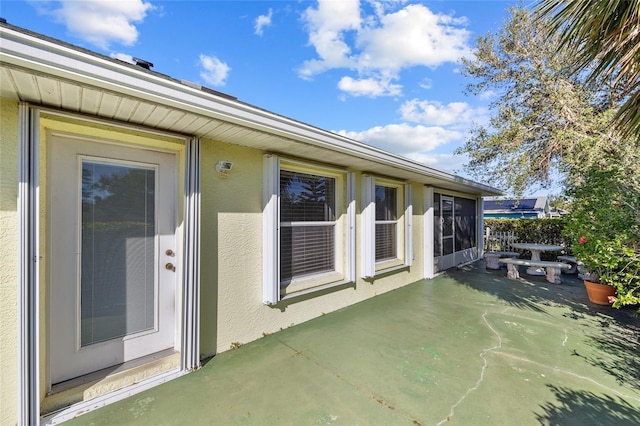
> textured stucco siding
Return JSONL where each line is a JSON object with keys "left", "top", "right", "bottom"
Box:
{"left": 2, "top": 108, "right": 432, "bottom": 422}
{"left": 200, "top": 139, "right": 426, "bottom": 356}
{"left": 0, "top": 97, "right": 19, "bottom": 426}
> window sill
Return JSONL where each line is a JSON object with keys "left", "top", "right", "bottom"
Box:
{"left": 375, "top": 258, "right": 404, "bottom": 271}
{"left": 372, "top": 260, "right": 409, "bottom": 278}
{"left": 280, "top": 271, "right": 344, "bottom": 296}
{"left": 279, "top": 278, "right": 355, "bottom": 302}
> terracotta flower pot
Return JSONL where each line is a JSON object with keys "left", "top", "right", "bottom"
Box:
{"left": 583, "top": 280, "right": 616, "bottom": 305}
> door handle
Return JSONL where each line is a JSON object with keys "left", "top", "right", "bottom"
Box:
{"left": 165, "top": 263, "right": 175, "bottom": 272}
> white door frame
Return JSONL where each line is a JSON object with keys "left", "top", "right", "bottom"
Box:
{"left": 17, "top": 104, "right": 202, "bottom": 425}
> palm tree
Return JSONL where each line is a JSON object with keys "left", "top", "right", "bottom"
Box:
{"left": 535, "top": 0, "right": 640, "bottom": 141}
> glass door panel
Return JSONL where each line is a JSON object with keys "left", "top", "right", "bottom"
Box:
{"left": 49, "top": 135, "right": 177, "bottom": 385}
{"left": 81, "top": 161, "right": 156, "bottom": 346}
{"left": 442, "top": 197, "right": 454, "bottom": 255}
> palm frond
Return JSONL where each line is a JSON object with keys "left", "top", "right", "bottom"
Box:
{"left": 535, "top": 0, "right": 640, "bottom": 141}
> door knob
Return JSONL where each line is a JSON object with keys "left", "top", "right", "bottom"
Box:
{"left": 165, "top": 263, "right": 175, "bottom": 271}
{"left": 165, "top": 249, "right": 174, "bottom": 256}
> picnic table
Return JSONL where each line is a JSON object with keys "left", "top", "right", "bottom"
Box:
{"left": 511, "top": 243, "right": 564, "bottom": 275}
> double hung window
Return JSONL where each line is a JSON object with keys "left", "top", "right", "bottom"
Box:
{"left": 375, "top": 185, "right": 397, "bottom": 261}
{"left": 263, "top": 155, "right": 355, "bottom": 304}
{"left": 361, "top": 176, "right": 412, "bottom": 278}
{"left": 280, "top": 170, "right": 336, "bottom": 281}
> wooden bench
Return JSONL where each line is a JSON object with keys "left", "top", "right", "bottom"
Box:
{"left": 483, "top": 251, "right": 520, "bottom": 269}
{"left": 557, "top": 255, "right": 582, "bottom": 274}
{"left": 499, "top": 258, "right": 571, "bottom": 284}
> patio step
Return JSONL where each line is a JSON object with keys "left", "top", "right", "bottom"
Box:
{"left": 41, "top": 350, "right": 180, "bottom": 415}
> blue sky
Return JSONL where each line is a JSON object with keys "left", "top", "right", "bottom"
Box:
{"left": 2, "top": 0, "right": 531, "bottom": 187}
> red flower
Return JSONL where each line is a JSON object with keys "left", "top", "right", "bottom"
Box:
{"left": 613, "top": 201, "right": 621, "bottom": 207}
{"left": 608, "top": 296, "right": 617, "bottom": 304}
{"left": 579, "top": 236, "right": 587, "bottom": 244}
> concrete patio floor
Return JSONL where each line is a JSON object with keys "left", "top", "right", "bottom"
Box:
{"left": 66, "top": 262, "right": 639, "bottom": 425}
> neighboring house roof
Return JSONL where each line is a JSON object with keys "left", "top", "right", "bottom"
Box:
{"left": 0, "top": 21, "right": 502, "bottom": 196}
{"left": 484, "top": 197, "right": 550, "bottom": 216}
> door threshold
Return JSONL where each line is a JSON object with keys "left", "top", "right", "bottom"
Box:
{"left": 42, "top": 349, "right": 180, "bottom": 415}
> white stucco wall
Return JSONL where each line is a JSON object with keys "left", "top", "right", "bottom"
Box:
{"left": 0, "top": 97, "right": 19, "bottom": 425}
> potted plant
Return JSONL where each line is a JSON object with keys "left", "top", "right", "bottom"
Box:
{"left": 563, "top": 167, "right": 640, "bottom": 308}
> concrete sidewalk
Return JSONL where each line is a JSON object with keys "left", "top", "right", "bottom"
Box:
{"left": 66, "top": 263, "right": 640, "bottom": 425}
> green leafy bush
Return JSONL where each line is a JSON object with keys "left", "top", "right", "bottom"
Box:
{"left": 563, "top": 168, "right": 640, "bottom": 309}
{"left": 484, "top": 218, "right": 568, "bottom": 260}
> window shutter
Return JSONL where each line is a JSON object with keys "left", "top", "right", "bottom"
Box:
{"left": 262, "top": 154, "right": 280, "bottom": 304}
{"left": 423, "top": 186, "right": 435, "bottom": 279}
{"left": 404, "top": 183, "right": 413, "bottom": 267}
{"left": 361, "top": 175, "right": 375, "bottom": 278}
{"left": 346, "top": 172, "right": 356, "bottom": 282}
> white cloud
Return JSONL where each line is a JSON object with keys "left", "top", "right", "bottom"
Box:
{"left": 298, "top": 0, "right": 361, "bottom": 79}
{"left": 255, "top": 8, "right": 273, "bottom": 36}
{"left": 109, "top": 52, "right": 135, "bottom": 64}
{"left": 336, "top": 123, "right": 461, "bottom": 154}
{"left": 419, "top": 78, "right": 433, "bottom": 90}
{"left": 355, "top": 4, "right": 471, "bottom": 71}
{"left": 334, "top": 96, "right": 489, "bottom": 169}
{"left": 399, "top": 99, "right": 488, "bottom": 127}
{"left": 199, "top": 54, "right": 231, "bottom": 86}
{"left": 298, "top": 1, "right": 472, "bottom": 97}
{"left": 337, "top": 75, "right": 402, "bottom": 97}
{"left": 404, "top": 152, "right": 469, "bottom": 174}
{"left": 478, "top": 89, "right": 497, "bottom": 101}
{"left": 40, "top": 0, "right": 153, "bottom": 49}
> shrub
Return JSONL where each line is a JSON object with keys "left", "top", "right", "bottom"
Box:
{"left": 484, "top": 218, "right": 568, "bottom": 260}
{"left": 563, "top": 168, "right": 640, "bottom": 309}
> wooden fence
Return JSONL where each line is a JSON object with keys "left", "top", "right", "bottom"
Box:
{"left": 484, "top": 227, "right": 517, "bottom": 252}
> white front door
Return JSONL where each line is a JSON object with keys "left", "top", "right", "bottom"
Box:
{"left": 49, "top": 134, "right": 178, "bottom": 385}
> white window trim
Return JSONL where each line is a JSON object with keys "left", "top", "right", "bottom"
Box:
{"left": 262, "top": 154, "right": 355, "bottom": 305}
{"left": 361, "top": 176, "right": 412, "bottom": 278}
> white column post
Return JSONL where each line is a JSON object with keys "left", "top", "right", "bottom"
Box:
{"left": 182, "top": 138, "right": 201, "bottom": 371}
{"left": 17, "top": 103, "right": 40, "bottom": 426}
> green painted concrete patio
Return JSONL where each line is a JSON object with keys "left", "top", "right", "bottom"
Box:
{"left": 68, "top": 263, "right": 639, "bottom": 425}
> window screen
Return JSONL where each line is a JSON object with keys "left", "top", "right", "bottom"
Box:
{"left": 455, "top": 197, "right": 477, "bottom": 250}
